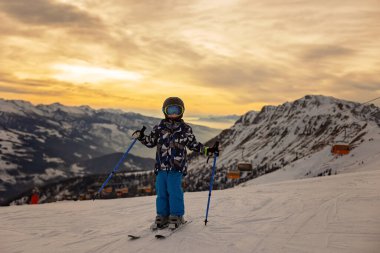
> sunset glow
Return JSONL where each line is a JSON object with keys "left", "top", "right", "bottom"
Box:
{"left": 52, "top": 64, "right": 143, "bottom": 83}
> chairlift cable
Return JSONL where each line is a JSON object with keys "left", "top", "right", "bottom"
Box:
{"left": 361, "top": 96, "right": 380, "bottom": 105}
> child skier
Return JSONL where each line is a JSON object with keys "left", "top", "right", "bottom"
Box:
{"left": 132, "top": 97, "right": 219, "bottom": 229}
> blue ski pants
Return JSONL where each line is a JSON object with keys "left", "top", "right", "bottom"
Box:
{"left": 155, "top": 170, "right": 184, "bottom": 216}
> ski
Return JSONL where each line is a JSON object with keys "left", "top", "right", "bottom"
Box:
{"left": 128, "top": 234, "right": 143, "bottom": 240}
{"left": 128, "top": 228, "right": 153, "bottom": 240}
{"left": 155, "top": 220, "right": 192, "bottom": 239}
{"left": 128, "top": 223, "right": 168, "bottom": 240}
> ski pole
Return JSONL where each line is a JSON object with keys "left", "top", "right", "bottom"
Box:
{"left": 204, "top": 141, "right": 219, "bottom": 225}
{"left": 93, "top": 126, "right": 146, "bottom": 200}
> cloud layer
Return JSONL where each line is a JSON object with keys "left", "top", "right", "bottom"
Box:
{"left": 0, "top": 0, "right": 379, "bottom": 118}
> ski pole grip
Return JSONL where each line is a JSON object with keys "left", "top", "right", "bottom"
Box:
{"left": 139, "top": 126, "right": 146, "bottom": 138}
{"left": 214, "top": 141, "right": 219, "bottom": 156}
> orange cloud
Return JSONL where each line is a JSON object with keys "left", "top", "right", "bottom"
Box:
{"left": 0, "top": 0, "right": 379, "bottom": 122}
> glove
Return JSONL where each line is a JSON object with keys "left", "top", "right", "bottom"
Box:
{"left": 132, "top": 126, "right": 146, "bottom": 140}
{"left": 205, "top": 142, "right": 220, "bottom": 156}
{"left": 205, "top": 142, "right": 220, "bottom": 163}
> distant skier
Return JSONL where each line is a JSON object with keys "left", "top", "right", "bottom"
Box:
{"left": 133, "top": 97, "right": 219, "bottom": 229}
{"left": 30, "top": 188, "right": 39, "bottom": 205}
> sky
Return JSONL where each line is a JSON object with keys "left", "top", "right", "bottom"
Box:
{"left": 0, "top": 0, "right": 379, "bottom": 128}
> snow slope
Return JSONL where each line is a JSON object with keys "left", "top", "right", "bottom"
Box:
{"left": 1, "top": 167, "right": 380, "bottom": 253}
{"left": 245, "top": 124, "right": 380, "bottom": 186}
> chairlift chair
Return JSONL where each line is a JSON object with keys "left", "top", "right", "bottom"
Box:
{"left": 237, "top": 147, "right": 254, "bottom": 172}
{"left": 237, "top": 162, "right": 253, "bottom": 171}
{"left": 331, "top": 126, "right": 350, "bottom": 155}
{"left": 138, "top": 186, "right": 152, "bottom": 193}
{"left": 102, "top": 186, "right": 113, "bottom": 193}
{"left": 331, "top": 144, "right": 350, "bottom": 155}
{"left": 227, "top": 170, "right": 241, "bottom": 179}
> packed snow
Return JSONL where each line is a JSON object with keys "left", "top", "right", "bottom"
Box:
{"left": 0, "top": 130, "right": 22, "bottom": 154}
{"left": 74, "top": 152, "right": 83, "bottom": 158}
{"left": 43, "top": 154, "right": 65, "bottom": 164}
{"left": 70, "top": 164, "right": 86, "bottom": 174}
{"left": 0, "top": 99, "right": 39, "bottom": 116}
{"left": 245, "top": 125, "right": 380, "bottom": 186}
{"left": 33, "top": 169, "right": 67, "bottom": 184}
{"left": 35, "top": 126, "right": 63, "bottom": 138}
{"left": 1, "top": 166, "right": 380, "bottom": 253}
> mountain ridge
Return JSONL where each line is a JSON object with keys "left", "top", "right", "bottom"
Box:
{"left": 186, "top": 94, "right": 380, "bottom": 189}
{"left": 0, "top": 98, "right": 221, "bottom": 205}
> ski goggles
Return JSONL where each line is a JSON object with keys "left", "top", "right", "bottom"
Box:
{"left": 163, "top": 104, "right": 184, "bottom": 116}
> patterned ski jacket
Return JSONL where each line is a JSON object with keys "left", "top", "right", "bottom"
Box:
{"left": 139, "top": 118, "right": 206, "bottom": 176}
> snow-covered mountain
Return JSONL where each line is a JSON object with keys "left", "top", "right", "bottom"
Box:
{"left": 0, "top": 99, "right": 221, "bottom": 205}
{"left": 1, "top": 95, "right": 380, "bottom": 252}
{"left": 3, "top": 95, "right": 379, "bottom": 205}
{"left": 187, "top": 95, "right": 380, "bottom": 188}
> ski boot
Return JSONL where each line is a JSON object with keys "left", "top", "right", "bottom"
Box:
{"left": 151, "top": 215, "right": 169, "bottom": 230}
{"left": 168, "top": 215, "right": 185, "bottom": 230}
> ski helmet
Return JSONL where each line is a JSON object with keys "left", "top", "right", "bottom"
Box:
{"left": 162, "top": 97, "right": 185, "bottom": 119}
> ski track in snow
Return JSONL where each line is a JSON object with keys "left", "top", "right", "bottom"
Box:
{"left": 1, "top": 170, "right": 380, "bottom": 253}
